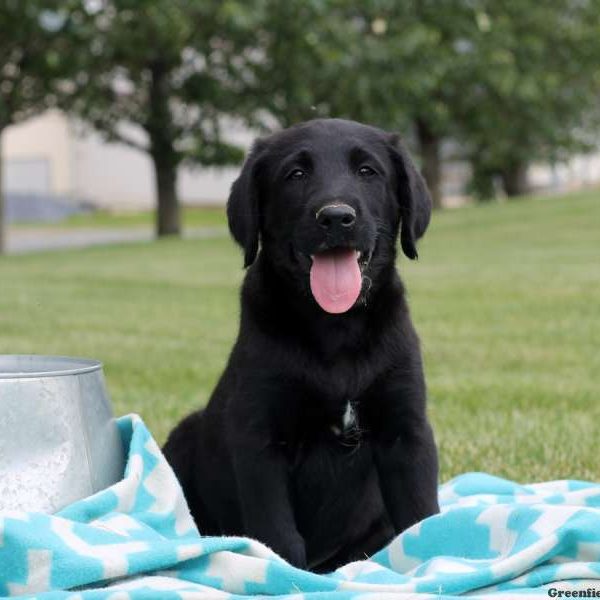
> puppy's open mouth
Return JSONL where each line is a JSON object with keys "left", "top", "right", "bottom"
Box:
{"left": 308, "top": 248, "right": 371, "bottom": 314}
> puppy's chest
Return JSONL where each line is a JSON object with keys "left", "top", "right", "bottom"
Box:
{"left": 294, "top": 359, "right": 378, "bottom": 442}
{"left": 290, "top": 398, "right": 369, "bottom": 478}
{"left": 329, "top": 401, "right": 359, "bottom": 438}
{"left": 282, "top": 346, "right": 386, "bottom": 445}
{"left": 294, "top": 396, "right": 364, "bottom": 448}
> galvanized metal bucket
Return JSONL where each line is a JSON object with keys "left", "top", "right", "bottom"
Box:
{"left": 0, "top": 355, "right": 125, "bottom": 513}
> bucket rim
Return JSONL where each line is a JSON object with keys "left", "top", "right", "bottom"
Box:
{"left": 0, "top": 355, "right": 103, "bottom": 379}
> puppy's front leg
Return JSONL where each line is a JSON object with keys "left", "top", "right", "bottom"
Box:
{"left": 373, "top": 381, "right": 440, "bottom": 535}
{"left": 229, "top": 409, "right": 305, "bottom": 568}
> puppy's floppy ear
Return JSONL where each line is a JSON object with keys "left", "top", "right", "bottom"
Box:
{"left": 227, "top": 139, "right": 267, "bottom": 267}
{"left": 388, "top": 134, "right": 432, "bottom": 260}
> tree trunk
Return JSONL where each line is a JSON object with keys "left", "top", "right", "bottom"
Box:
{"left": 0, "top": 129, "right": 4, "bottom": 255}
{"left": 148, "top": 62, "right": 181, "bottom": 237}
{"left": 152, "top": 151, "right": 180, "bottom": 237}
{"left": 415, "top": 118, "right": 443, "bottom": 209}
{"left": 501, "top": 162, "right": 529, "bottom": 197}
{"left": 469, "top": 154, "right": 498, "bottom": 202}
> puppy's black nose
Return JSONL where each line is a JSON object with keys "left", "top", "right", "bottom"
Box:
{"left": 316, "top": 204, "right": 356, "bottom": 230}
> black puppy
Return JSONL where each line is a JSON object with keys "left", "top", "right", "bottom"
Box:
{"left": 163, "top": 118, "right": 439, "bottom": 572}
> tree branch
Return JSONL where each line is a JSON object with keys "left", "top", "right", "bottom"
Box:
{"left": 106, "top": 129, "right": 149, "bottom": 153}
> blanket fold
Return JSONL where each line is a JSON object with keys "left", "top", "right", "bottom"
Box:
{"left": 0, "top": 414, "right": 598, "bottom": 599}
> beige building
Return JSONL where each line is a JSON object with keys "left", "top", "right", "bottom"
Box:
{"left": 2, "top": 110, "right": 250, "bottom": 209}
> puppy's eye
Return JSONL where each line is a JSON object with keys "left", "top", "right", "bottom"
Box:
{"left": 287, "top": 169, "right": 307, "bottom": 181}
{"left": 358, "top": 166, "right": 376, "bottom": 177}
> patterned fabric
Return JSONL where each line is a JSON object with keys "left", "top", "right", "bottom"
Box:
{"left": 1, "top": 414, "right": 599, "bottom": 599}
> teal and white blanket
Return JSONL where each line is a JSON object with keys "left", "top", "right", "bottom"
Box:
{"left": 1, "top": 414, "right": 599, "bottom": 599}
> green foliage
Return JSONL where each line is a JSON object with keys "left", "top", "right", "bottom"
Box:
{"left": 0, "top": 0, "right": 74, "bottom": 130}
{"left": 234, "top": 0, "right": 600, "bottom": 198}
{"left": 63, "top": 0, "right": 254, "bottom": 167}
{"left": 361, "top": 0, "right": 600, "bottom": 196}
{"left": 454, "top": 0, "right": 600, "bottom": 195}
{"left": 230, "top": 0, "right": 416, "bottom": 131}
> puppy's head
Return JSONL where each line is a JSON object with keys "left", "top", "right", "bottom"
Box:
{"left": 227, "top": 119, "right": 431, "bottom": 314}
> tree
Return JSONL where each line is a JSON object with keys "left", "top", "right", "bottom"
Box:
{"left": 224, "top": 0, "right": 343, "bottom": 130}
{"left": 241, "top": 0, "right": 600, "bottom": 203}
{"left": 234, "top": 0, "right": 475, "bottom": 208}
{"left": 344, "top": 0, "right": 600, "bottom": 201}
{"left": 0, "top": 1, "right": 74, "bottom": 254}
{"left": 64, "top": 0, "right": 254, "bottom": 237}
{"left": 456, "top": 0, "right": 600, "bottom": 198}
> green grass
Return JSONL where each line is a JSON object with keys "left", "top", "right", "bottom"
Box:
{"left": 14, "top": 206, "right": 227, "bottom": 229}
{"left": 1, "top": 189, "right": 599, "bottom": 483}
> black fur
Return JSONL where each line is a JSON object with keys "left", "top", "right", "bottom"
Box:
{"left": 163, "top": 119, "right": 439, "bottom": 572}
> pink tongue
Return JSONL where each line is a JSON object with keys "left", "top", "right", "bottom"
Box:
{"left": 310, "top": 249, "right": 362, "bottom": 314}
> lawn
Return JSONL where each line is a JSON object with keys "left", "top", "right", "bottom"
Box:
{"left": 1, "top": 189, "right": 598, "bottom": 483}
{"left": 14, "top": 205, "right": 227, "bottom": 229}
